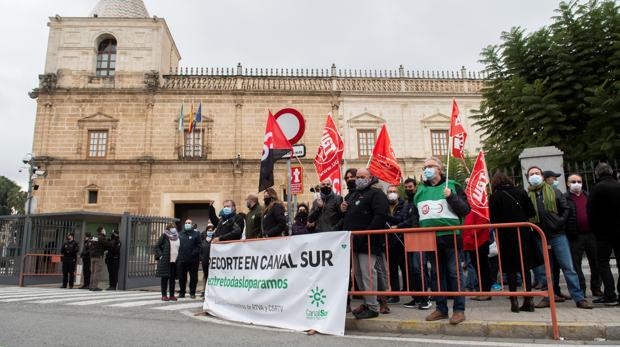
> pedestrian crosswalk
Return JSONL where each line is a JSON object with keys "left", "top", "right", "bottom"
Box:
{"left": 0, "top": 286, "right": 204, "bottom": 311}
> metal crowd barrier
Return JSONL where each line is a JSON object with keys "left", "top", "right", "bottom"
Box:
{"left": 18, "top": 253, "right": 63, "bottom": 287}
{"left": 349, "top": 222, "right": 559, "bottom": 340}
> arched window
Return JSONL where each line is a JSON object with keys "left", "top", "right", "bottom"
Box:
{"left": 96, "top": 38, "right": 117, "bottom": 77}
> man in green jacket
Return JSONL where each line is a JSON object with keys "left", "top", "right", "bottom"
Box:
{"left": 245, "top": 194, "right": 263, "bottom": 239}
{"left": 414, "top": 157, "right": 470, "bottom": 325}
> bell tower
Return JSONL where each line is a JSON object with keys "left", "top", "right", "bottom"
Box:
{"left": 42, "top": 0, "right": 181, "bottom": 89}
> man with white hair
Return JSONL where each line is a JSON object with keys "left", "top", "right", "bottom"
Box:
{"left": 413, "top": 157, "right": 471, "bottom": 325}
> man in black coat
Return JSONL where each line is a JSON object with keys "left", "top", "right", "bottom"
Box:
{"left": 308, "top": 178, "right": 344, "bottom": 232}
{"left": 341, "top": 168, "right": 389, "bottom": 319}
{"left": 588, "top": 163, "right": 620, "bottom": 305}
{"left": 385, "top": 184, "right": 407, "bottom": 303}
{"left": 105, "top": 230, "right": 121, "bottom": 290}
{"left": 89, "top": 227, "right": 107, "bottom": 291}
{"left": 178, "top": 218, "right": 201, "bottom": 299}
{"left": 564, "top": 174, "right": 603, "bottom": 298}
{"left": 79, "top": 232, "right": 92, "bottom": 289}
{"left": 60, "top": 232, "right": 79, "bottom": 289}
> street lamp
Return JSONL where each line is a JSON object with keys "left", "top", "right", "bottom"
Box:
{"left": 22, "top": 153, "right": 46, "bottom": 216}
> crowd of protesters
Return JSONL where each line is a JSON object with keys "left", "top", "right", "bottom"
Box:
{"left": 58, "top": 158, "right": 620, "bottom": 323}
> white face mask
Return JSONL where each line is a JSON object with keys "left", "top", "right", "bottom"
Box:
{"left": 569, "top": 183, "right": 582, "bottom": 193}
{"left": 387, "top": 192, "right": 398, "bottom": 202}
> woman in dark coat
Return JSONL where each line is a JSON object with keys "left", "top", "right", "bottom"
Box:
{"left": 261, "top": 188, "right": 288, "bottom": 237}
{"left": 155, "top": 223, "right": 181, "bottom": 301}
{"left": 292, "top": 204, "right": 309, "bottom": 235}
{"left": 489, "top": 172, "right": 543, "bottom": 313}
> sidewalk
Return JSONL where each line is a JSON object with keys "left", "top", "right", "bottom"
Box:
{"left": 346, "top": 296, "right": 620, "bottom": 341}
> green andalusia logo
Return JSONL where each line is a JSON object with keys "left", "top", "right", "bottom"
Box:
{"left": 308, "top": 286, "right": 327, "bottom": 307}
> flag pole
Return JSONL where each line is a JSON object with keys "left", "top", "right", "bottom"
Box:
{"left": 445, "top": 137, "right": 451, "bottom": 188}
{"left": 460, "top": 155, "right": 471, "bottom": 175}
{"left": 286, "top": 157, "right": 293, "bottom": 236}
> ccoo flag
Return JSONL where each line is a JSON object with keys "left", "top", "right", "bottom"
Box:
{"left": 368, "top": 125, "right": 401, "bottom": 185}
{"left": 465, "top": 150, "right": 490, "bottom": 221}
{"left": 259, "top": 111, "right": 294, "bottom": 192}
{"left": 449, "top": 99, "right": 467, "bottom": 159}
{"left": 314, "top": 114, "right": 344, "bottom": 194}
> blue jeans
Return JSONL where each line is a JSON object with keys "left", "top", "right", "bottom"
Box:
{"left": 464, "top": 252, "right": 479, "bottom": 291}
{"left": 431, "top": 236, "right": 466, "bottom": 313}
{"left": 544, "top": 234, "right": 584, "bottom": 303}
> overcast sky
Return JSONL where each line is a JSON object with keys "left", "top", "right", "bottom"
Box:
{"left": 0, "top": 0, "right": 561, "bottom": 189}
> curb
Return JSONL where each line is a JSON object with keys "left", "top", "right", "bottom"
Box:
{"left": 345, "top": 317, "right": 620, "bottom": 340}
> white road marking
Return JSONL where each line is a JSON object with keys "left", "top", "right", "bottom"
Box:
{"left": 67, "top": 294, "right": 161, "bottom": 306}
{"left": 108, "top": 299, "right": 169, "bottom": 308}
{"left": 29, "top": 292, "right": 149, "bottom": 304}
{"left": 152, "top": 302, "right": 204, "bottom": 311}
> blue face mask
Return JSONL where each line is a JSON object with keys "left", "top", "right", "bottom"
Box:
{"left": 222, "top": 207, "right": 233, "bottom": 216}
{"left": 552, "top": 180, "right": 560, "bottom": 188}
{"left": 423, "top": 167, "right": 436, "bottom": 180}
{"left": 184, "top": 224, "right": 192, "bottom": 231}
{"left": 528, "top": 174, "right": 543, "bottom": 186}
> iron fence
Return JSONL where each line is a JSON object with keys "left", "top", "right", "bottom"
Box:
{"left": 0, "top": 216, "right": 24, "bottom": 281}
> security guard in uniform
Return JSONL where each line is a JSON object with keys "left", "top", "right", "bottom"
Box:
{"left": 106, "top": 230, "right": 122, "bottom": 290}
{"left": 79, "top": 232, "right": 92, "bottom": 289}
{"left": 60, "top": 232, "right": 79, "bottom": 289}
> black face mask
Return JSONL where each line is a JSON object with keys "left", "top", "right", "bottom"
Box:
{"left": 406, "top": 190, "right": 415, "bottom": 199}
{"left": 320, "top": 186, "right": 332, "bottom": 195}
{"left": 264, "top": 197, "right": 273, "bottom": 206}
{"left": 346, "top": 180, "right": 356, "bottom": 190}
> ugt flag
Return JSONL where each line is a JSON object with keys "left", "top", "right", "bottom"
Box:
{"left": 465, "top": 151, "right": 490, "bottom": 221}
{"left": 259, "top": 111, "right": 293, "bottom": 192}
{"left": 449, "top": 99, "right": 467, "bottom": 159}
{"left": 368, "top": 125, "right": 401, "bottom": 185}
{"left": 314, "top": 114, "right": 344, "bottom": 194}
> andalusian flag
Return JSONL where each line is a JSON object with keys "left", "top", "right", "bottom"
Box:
{"left": 188, "top": 103, "right": 195, "bottom": 133}
{"left": 177, "top": 104, "right": 184, "bottom": 132}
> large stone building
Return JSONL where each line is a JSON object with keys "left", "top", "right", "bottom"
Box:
{"left": 30, "top": 0, "right": 485, "bottom": 225}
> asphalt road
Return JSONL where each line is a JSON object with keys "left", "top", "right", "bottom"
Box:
{"left": 0, "top": 286, "right": 617, "bottom": 347}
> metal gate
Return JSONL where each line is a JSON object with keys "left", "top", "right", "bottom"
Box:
{"left": 0, "top": 216, "right": 25, "bottom": 284}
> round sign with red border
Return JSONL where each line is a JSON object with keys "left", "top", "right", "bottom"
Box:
{"left": 274, "top": 108, "right": 305, "bottom": 145}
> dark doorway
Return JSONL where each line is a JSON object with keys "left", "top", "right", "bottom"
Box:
{"left": 174, "top": 203, "right": 217, "bottom": 231}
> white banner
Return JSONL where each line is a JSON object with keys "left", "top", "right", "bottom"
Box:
{"left": 204, "top": 231, "right": 351, "bottom": 336}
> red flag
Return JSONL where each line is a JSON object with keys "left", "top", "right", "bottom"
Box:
{"left": 314, "top": 114, "right": 344, "bottom": 194}
{"left": 450, "top": 99, "right": 467, "bottom": 158}
{"left": 368, "top": 125, "right": 401, "bottom": 185}
{"left": 259, "top": 111, "right": 293, "bottom": 192}
{"left": 465, "top": 151, "right": 490, "bottom": 221}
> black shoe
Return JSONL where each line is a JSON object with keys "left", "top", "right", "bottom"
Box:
{"left": 510, "top": 297, "right": 520, "bottom": 313}
{"left": 59, "top": 286, "right": 67, "bottom": 289}
{"left": 593, "top": 297, "right": 618, "bottom": 305}
{"left": 353, "top": 307, "right": 379, "bottom": 319}
{"left": 106, "top": 287, "right": 116, "bottom": 291}
{"left": 403, "top": 299, "right": 417, "bottom": 308}
{"left": 520, "top": 297, "right": 535, "bottom": 312}
{"left": 386, "top": 296, "right": 400, "bottom": 304}
{"left": 190, "top": 294, "right": 196, "bottom": 299}
{"left": 90, "top": 288, "right": 102, "bottom": 292}
{"left": 418, "top": 300, "right": 433, "bottom": 310}
{"left": 178, "top": 294, "right": 186, "bottom": 298}
{"left": 592, "top": 289, "right": 604, "bottom": 297}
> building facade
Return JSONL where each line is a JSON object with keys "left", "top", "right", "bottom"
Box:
{"left": 30, "top": 0, "right": 485, "bottom": 225}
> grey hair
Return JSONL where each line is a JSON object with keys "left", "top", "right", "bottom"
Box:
{"left": 424, "top": 156, "right": 445, "bottom": 171}
{"left": 595, "top": 163, "right": 613, "bottom": 178}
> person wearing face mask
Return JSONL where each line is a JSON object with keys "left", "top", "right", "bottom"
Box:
{"left": 587, "top": 162, "right": 620, "bottom": 306}
{"left": 244, "top": 194, "right": 263, "bottom": 239}
{"left": 89, "top": 227, "right": 107, "bottom": 291}
{"left": 526, "top": 166, "right": 592, "bottom": 309}
{"left": 155, "top": 223, "right": 181, "bottom": 301}
{"left": 343, "top": 168, "right": 358, "bottom": 203}
{"left": 341, "top": 168, "right": 389, "bottom": 319}
{"left": 384, "top": 185, "right": 407, "bottom": 305}
{"left": 292, "top": 204, "right": 310, "bottom": 235}
{"left": 414, "top": 157, "right": 471, "bottom": 325}
{"left": 261, "top": 188, "right": 288, "bottom": 237}
{"left": 105, "top": 230, "right": 122, "bottom": 290}
{"left": 564, "top": 174, "right": 603, "bottom": 300}
{"left": 79, "top": 232, "right": 92, "bottom": 289}
{"left": 308, "top": 178, "right": 344, "bottom": 232}
{"left": 60, "top": 232, "right": 79, "bottom": 289}
{"left": 177, "top": 218, "right": 201, "bottom": 299}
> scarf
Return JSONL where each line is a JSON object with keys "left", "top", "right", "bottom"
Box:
{"left": 164, "top": 228, "right": 179, "bottom": 241}
{"left": 528, "top": 183, "right": 557, "bottom": 223}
